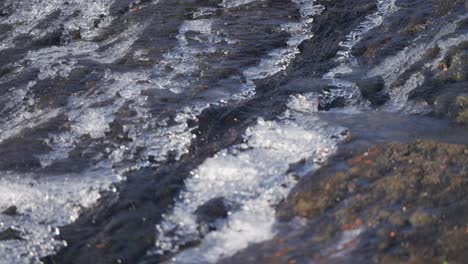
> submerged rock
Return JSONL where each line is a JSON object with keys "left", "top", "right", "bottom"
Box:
{"left": 225, "top": 140, "right": 468, "bottom": 263}
{"left": 435, "top": 45, "right": 468, "bottom": 83}
{"left": 286, "top": 140, "right": 468, "bottom": 262}
{"left": 441, "top": 96, "right": 468, "bottom": 125}
{"left": 319, "top": 94, "right": 347, "bottom": 111}
{"left": 194, "top": 197, "right": 229, "bottom": 229}
{"left": 68, "top": 29, "right": 82, "bottom": 40}
{"left": 407, "top": 41, "right": 468, "bottom": 125}
{"left": 0, "top": 228, "right": 22, "bottom": 241}
{"left": 356, "top": 76, "right": 390, "bottom": 106}
{"left": 2, "top": 206, "right": 18, "bottom": 216}
{"left": 434, "top": 93, "right": 468, "bottom": 126}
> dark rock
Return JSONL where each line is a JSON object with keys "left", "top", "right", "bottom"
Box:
{"left": 422, "top": 45, "right": 441, "bottom": 60}
{"left": 32, "top": 29, "right": 63, "bottom": 47}
{"left": 93, "top": 19, "right": 101, "bottom": 28}
{"left": 68, "top": 29, "right": 82, "bottom": 40}
{"left": 356, "top": 76, "right": 390, "bottom": 106}
{"left": 273, "top": 141, "right": 468, "bottom": 263}
{"left": 0, "top": 228, "right": 22, "bottom": 241}
{"left": 2, "top": 206, "right": 17, "bottom": 216}
{"left": 0, "top": 24, "right": 12, "bottom": 35}
{"left": 194, "top": 197, "right": 229, "bottom": 227}
{"left": 319, "top": 95, "right": 347, "bottom": 111}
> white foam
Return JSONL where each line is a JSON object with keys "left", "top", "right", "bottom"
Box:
{"left": 149, "top": 2, "right": 330, "bottom": 261}
{"left": 131, "top": 108, "right": 198, "bottom": 164}
{"left": 317, "top": 0, "right": 397, "bottom": 109}
{"left": 0, "top": 165, "right": 123, "bottom": 264}
{"left": 325, "top": 0, "right": 397, "bottom": 79}
{"left": 240, "top": 0, "right": 324, "bottom": 99}
{"left": 368, "top": 14, "right": 467, "bottom": 86}
{"left": 220, "top": 0, "right": 261, "bottom": 8}
{"left": 70, "top": 108, "right": 112, "bottom": 139}
{"left": 25, "top": 22, "right": 146, "bottom": 79}
{"left": 328, "top": 228, "right": 364, "bottom": 258}
{"left": 336, "top": 0, "right": 396, "bottom": 64}
{"left": 0, "top": 79, "right": 61, "bottom": 145}
{"left": 36, "top": 15, "right": 232, "bottom": 168}
{"left": 382, "top": 30, "right": 468, "bottom": 112}
{"left": 29, "top": 15, "right": 233, "bottom": 170}
{"left": 364, "top": 15, "right": 468, "bottom": 112}
{"left": 154, "top": 94, "right": 346, "bottom": 263}
{"left": 61, "top": 0, "right": 115, "bottom": 41}
{"left": 0, "top": 0, "right": 115, "bottom": 51}
{"left": 155, "top": 19, "right": 227, "bottom": 94}
{"left": 192, "top": 8, "right": 218, "bottom": 19}
{"left": 286, "top": 93, "right": 320, "bottom": 114}
{"left": 1, "top": 1, "right": 327, "bottom": 262}
{"left": 0, "top": 16, "right": 146, "bottom": 147}
{"left": 0, "top": 3, "right": 215, "bottom": 262}
{"left": 386, "top": 72, "right": 425, "bottom": 111}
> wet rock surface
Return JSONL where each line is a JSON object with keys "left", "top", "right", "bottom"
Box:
{"left": 407, "top": 40, "right": 468, "bottom": 125}
{"left": 224, "top": 140, "right": 468, "bottom": 263}
{"left": 349, "top": 0, "right": 468, "bottom": 119}
{"left": 356, "top": 77, "right": 389, "bottom": 106}
{"left": 0, "top": 228, "right": 22, "bottom": 241}
{"left": 40, "top": 0, "right": 385, "bottom": 262}
{"left": 195, "top": 197, "right": 230, "bottom": 226}
{"left": 0, "top": 0, "right": 467, "bottom": 263}
{"left": 2, "top": 206, "right": 18, "bottom": 216}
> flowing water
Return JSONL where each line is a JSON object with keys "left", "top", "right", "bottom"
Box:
{"left": 0, "top": 0, "right": 466, "bottom": 263}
